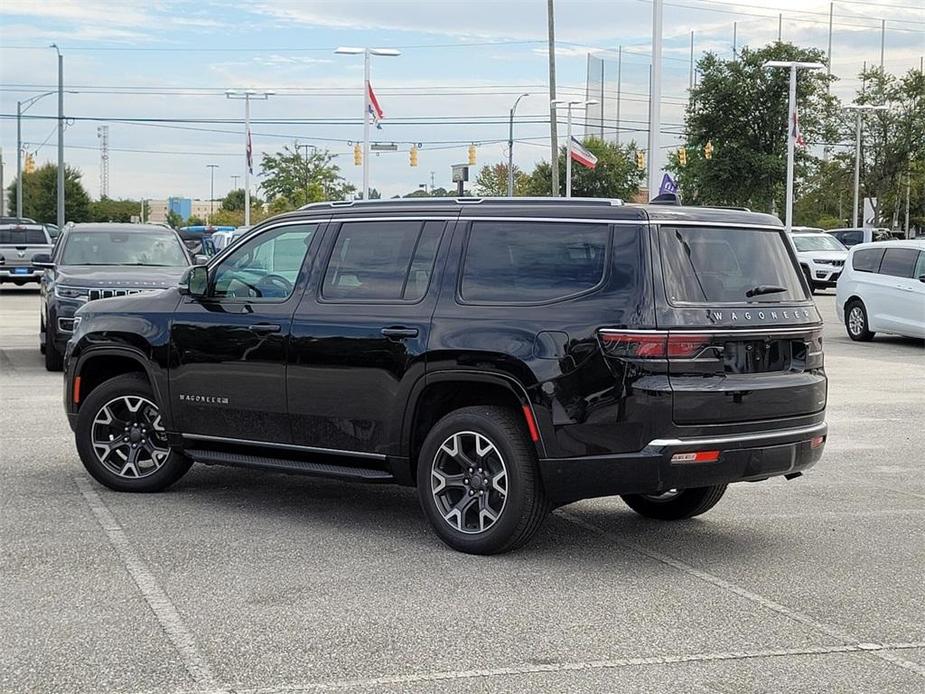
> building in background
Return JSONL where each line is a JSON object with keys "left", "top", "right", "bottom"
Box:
{"left": 146, "top": 197, "right": 216, "bottom": 224}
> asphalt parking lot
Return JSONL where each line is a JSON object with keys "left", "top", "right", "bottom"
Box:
{"left": 1, "top": 285, "right": 923, "bottom": 694}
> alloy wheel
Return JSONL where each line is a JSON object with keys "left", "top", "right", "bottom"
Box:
{"left": 90, "top": 395, "right": 170, "bottom": 479}
{"left": 431, "top": 431, "right": 508, "bottom": 534}
{"left": 640, "top": 489, "right": 682, "bottom": 502}
{"left": 848, "top": 306, "right": 864, "bottom": 336}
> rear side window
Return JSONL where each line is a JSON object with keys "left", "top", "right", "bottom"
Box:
{"left": 878, "top": 248, "right": 919, "bottom": 278}
{"left": 659, "top": 226, "right": 806, "bottom": 304}
{"left": 0, "top": 228, "right": 47, "bottom": 244}
{"left": 461, "top": 221, "right": 608, "bottom": 303}
{"left": 322, "top": 220, "right": 443, "bottom": 302}
{"left": 915, "top": 252, "right": 925, "bottom": 279}
{"left": 852, "top": 247, "right": 885, "bottom": 272}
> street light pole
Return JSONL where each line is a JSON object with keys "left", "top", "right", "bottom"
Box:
{"left": 764, "top": 61, "right": 825, "bottom": 232}
{"left": 507, "top": 93, "right": 529, "bottom": 196}
{"left": 226, "top": 90, "right": 273, "bottom": 226}
{"left": 647, "top": 0, "right": 664, "bottom": 199}
{"left": 552, "top": 99, "right": 597, "bottom": 198}
{"left": 16, "top": 90, "right": 72, "bottom": 219}
{"left": 207, "top": 164, "right": 218, "bottom": 224}
{"left": 51, "top": 44, "right": 65, "bottom": 228}
{"left": 845, "top": 104, "right": 889, "bottom": 228}
{"left": 335, "top": 47, "right": 400, "bottom": 200}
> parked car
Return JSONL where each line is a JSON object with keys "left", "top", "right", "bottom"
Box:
{"left": 0, "top": 222, "right": 53, "bottom": 285}
{"left": 827, "top": 227, "right": 893, "bottom": 248}
{"left": 63, "top": 199, "right": 827, "bottom": 554}
{"left": 836, "top": 240, "right": 925, "bottom": 341}
{"left": 35, "top": 223, "right": 200, "bottom": 371}
{"left": 789, "top": 232, "right": 848, "bottom": 292}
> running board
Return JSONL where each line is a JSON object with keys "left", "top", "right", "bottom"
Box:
{"left": 186, "top": 448, "right": 395, "bottom": 482}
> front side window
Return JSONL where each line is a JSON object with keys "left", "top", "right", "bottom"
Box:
{"left": 852, "top": 248, "right": 885, "bottom": 273}
{"left": 659, "top": 226, "right": 806, "bottom": 304}
{"left": 211, "top": 224, "right": 316, "bottom": 300}
{"left": 59, "top": 231, "right": 188, "bottom": 266}
{"left": 461, "top": 221, "right": 608, "bottom": 303}
{"left": 878, "top": 248, "right": 919, "bottom": 278}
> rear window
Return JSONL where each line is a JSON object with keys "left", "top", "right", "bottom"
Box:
{"left": 0, "top": 228, "right": 47, "bottom": 245}
{"left": 659, "top": 226, "right": 806, "bottom": 304}
{"left": 461, "top": 221, "right": 608, "bottom": 303}
{"left": 878, "top": 248, "right": 919, "bottom": 278}
{"left": 852, "top": 247, "right": 885, "bottom": 272}
{"left": 792, "top": 235, "right": 845, "bottom": 252}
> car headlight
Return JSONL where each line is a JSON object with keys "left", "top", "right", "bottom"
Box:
{"left": 55, "top": 285, "right": 89, "bottom": 299}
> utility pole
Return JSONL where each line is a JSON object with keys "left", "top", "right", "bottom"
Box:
{"left": 206, "top": 164, "right": 218, "bottom": 224}
{"left": 226, "top": 90, "right": 273, "bottom": 226}
{"left": 732, "top": 22, "right": 737, "bottom": 60}
{"left": 97, "top": 126, "right": 109, "bottom": 198}
{"left": 846, "top": 104, "right": 889, "bottom": 228}
{"left": 880, "top": 19, "right": 886, "bottom": 70}
{"left": 507, "top": 93, "right": 530, "bottom": 196}
{"left": 827, "top": 3, "right": 834, "bottom": 82}
{"left": 689, "top": 31, "right": 695, "bottom": 91}
{"left": 616, "top": 45, "right": 622, "bottom": 145}
{"left": 231, "top": 175, "right": 240, "bottom": 191}
{"left": 296, "top": 143, "right": 316, "bottom": 201}
{"left": 52, "top": 44, "right": 64, "bottom": 229}
{"left": 778, "top": 14, "right": 782, "bottom": 41}
{"left": 647, "top": 0, "right": 664, "bottom": 199}
{"left": 547, "top": 0, "right": 559, "bottom": 196}
{"left": 16, "top": 102, "right": 21, "bottom": 217}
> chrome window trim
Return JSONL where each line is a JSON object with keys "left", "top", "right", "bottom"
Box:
{"left": 181, "top": 432, "right": 387, "bottom": 461}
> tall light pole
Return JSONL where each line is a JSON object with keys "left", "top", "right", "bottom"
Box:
{"left": 507, "top": 93, "right": 530, "bottom": 196}
{"left": 226, "top": 90, "right": 273, "bottom": 226}
{"left": 231, "top": 175, "right": 240, "bottom": 191}
{"left": 16, "top": 90, "right": 61, "bottom": 218}
{"left": 51, "top": 44, "right": 64, "bottom": 228}
{"left": 764, "top": 61, "right": 825, "bottom": 232}
{"left": 206, "top": 164, "right": 218, "bottom": 224}
{"left": 335, "top": 47, "right": 400, "bottom": 200}
{"left": 547, "top": 0, "right": 559, "bottom": 197}
{"left": 845, "top": 104, "right": 889, "bottom": 228}
{"left": 551, "top": 99, "right": 597, "bottom": 198}
{"left": 647, "top": 0, "right": 664, "bottom": 199}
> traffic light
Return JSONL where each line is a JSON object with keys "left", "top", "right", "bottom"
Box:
{"left": 353, "top": 143, "right": 362, "bottom": 166}
{"left": 635, "top": 150, "right": 645, "bottom": 171}
{"left": 678, "top": 146, "right": 687, "bottom": 166}
{"left": 24, "top": 152, "right": 36, "bottom": 174}
{"left": 468, "top": 144, "right": 477, "bottom": 166}
{"left": 704, "top": 140, "right": 714, "bottom": 160}
{"left": 409, "top": 145, "right": 418, "bottom": 167}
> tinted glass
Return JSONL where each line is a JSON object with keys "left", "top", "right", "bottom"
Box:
{"left": 60, "top": 231, "right": 187, "bottom": 266}
{"left": 0, "top": 228, "right": 47, "bottom": 244}
{"left": 841, "top": 231, "right": 864, "bottom": 246}
{"left": 323, "top": 221, "right": 438, "bottom": 301}
{"left": 914, "top": 252, "right": 925, "bottom": 279}
{"left": 660, "top": 226, "right": 806, "bottom": 304}
{"left": 852, "top": 247, "right": 885, "bottom": 272}
{"left": 792, "top": 235, "right": 846, "bottom": 252}
{"left": 878, "top": 248, "right": 919, "bottom": 278}
{"left": 461, "top": 222, "right": 608, "bottom": 303}
{"left": 212, "top": 224, "right": 316, "bottom": 299}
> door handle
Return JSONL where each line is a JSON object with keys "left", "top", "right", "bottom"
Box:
{"left": 381, "top": 326, "right": 419, "bottom": 339}
{"left": 249, "top": 323, "right": 281, "bottom": 334}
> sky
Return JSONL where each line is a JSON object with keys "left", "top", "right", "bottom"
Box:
{"left": 1, "top": 0, "right": 923, "bottom": 203}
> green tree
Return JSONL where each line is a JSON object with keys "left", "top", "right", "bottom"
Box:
{"left": 88, "top": 197, "right": 141, "bottom": 223}
{"left": 5, "top": 163, "right": 91, "bottom": 223}
{"left": 165, "top": 209, "right": 183, "bottom": 229}
{"left": 669, "top": 42, "right": 836, "bottom": 212}
{"left": 475, "top": 162, "right": 528, "bottom": 196}
{"left": 188, "top": 215, "right": 205, "bottom": 226}
{"left": 260, "top": 144, "right": 355, "bottom": 205}
{"left": 221, "top": 188, "right": 265, "bottom": 212}
{"left": 521, "top": 137, "right": 643, "bottom": 199}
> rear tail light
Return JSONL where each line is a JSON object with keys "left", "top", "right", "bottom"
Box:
{"left": 598, "top": 330, "right": 712, "bottom": 359}
{"left": 670, "top": 450, "right": 720, "bottom": 463}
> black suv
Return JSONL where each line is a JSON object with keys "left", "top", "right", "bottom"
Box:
{"left": 36, "top": 223, "right": 197, "bottom": 371}
{"left": 64, "top": 199, "right": 827, "bottom": 554}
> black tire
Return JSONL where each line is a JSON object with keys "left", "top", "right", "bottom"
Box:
{"left": 802, "top": 267, "right": 815, "bottom": 295}
{"left": 44, "top": 319, "right": 63, "bottom": 371}
{"left": 39, "top": 314, "right": 46, "bottom": 355}
{"left": 416, "top": 405, "right": 550, "bottom": 555}
{"left": 845, "top": 299, "right": 875, "bottom": 342}
{"left": 75, "top": 373, "right": 192, "bottom": 492}
{"left": 621, "top": 484, "right": 727, "bottom": 520}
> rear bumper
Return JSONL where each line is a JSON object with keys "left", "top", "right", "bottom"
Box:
{"left": 539, "top": 422, "right": 827, "bottom": 504}
{"left": 0, "top": 268, "right": 41, "bottom": 281}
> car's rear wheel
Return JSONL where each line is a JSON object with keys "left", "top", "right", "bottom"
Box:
{"left": 621, "top": 484, "right": 727, "bottom": 520}
{"left": 75, "top": 373, "right": 192, "bottom": 492}
{"left": 845, "top": 299, "right": 874, "bottom": 342}
{"left": 416, "top": 405, "right": 550, "bottom": 555}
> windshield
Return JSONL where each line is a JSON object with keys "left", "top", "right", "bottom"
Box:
{"left": 60, "top": 231, "right": 189, "bottom": 266}
{"left": 792, "top": 235, "right": 846, "bottom": 252}
{"left": 659, "top": 226, "right": 807, "bottom": 304}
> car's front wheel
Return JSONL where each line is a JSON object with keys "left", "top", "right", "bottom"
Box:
{"left": 43, "top": 317, "right": 63, "bottom": 371}
{"left": 845, "top": 299, "right": 875, "bottom": 342}
{"left": 417, "top": 406, "right": 550, "bottom": 555}
{"left": 621, "top": 485, "right": 727, "bottom": 520}
{"left": 75, "top": 373, "right": 192, "bottom": 492}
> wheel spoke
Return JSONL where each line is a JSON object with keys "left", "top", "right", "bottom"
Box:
{"left": 120, "top": 444, "right": 142, "bottom": 478}
{"left": 443, "top": 493, "right": 477, "bottom": 530}
{"left": 478, "top": 493, "right": 499, "bottom": 531}
{"left": 431, "top": 469, "right": 467, "bottom": 493}
{"left": 93, "top": 437, "right": 125, "bottom": 463}
{"left": 491, "top": 469, "right": 507, "bottom": 494}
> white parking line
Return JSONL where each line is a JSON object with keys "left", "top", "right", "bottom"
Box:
{"left": 73, "top": 476, "right": 225, "bottom": 692}
{"left": 557, "top": 509, "right": 925, "bottom": 679}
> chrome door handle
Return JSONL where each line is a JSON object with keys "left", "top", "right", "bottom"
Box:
{"left": 381, "top": 327, "right": 419, "bottom": 339}
{"left": 249, "top": 323, "right": 281, "bottom": 333}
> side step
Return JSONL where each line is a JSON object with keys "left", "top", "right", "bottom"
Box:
{"left": 186, "top": 448, "right": 395, "bottom": 482}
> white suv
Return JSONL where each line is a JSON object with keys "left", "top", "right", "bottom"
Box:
{"left": 790, "top": 232, "right": 848, "bottom": 292}
{"left": 836, "top": 240, "right": 925, "bottom": 341}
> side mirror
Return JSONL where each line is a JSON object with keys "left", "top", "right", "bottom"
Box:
{"left": 194, "top": 254, "right": 209, "bottom": 266}
{"left": 32, "top": 253, "right": 54, "bottom": 268}
{"left": 178, "top": 265, "right": 209, "bottom": 298}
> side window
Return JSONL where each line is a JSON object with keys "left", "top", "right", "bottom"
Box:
{"left": 852, "top": 248, "right": 885, "bottom": 273}
{"left": 322, "top": 220, "right": 443, "bottom": 302}
{"left": 461, "top": 221, "right": 609, "bottom": 303}
{"left": 211, "top": 223, "right": 316, "bottom": 300}
{"left": 844, "top": 231, "right": 864, "bottom": 246}
{"left": 878, "top": 248, "right": 919, "bottom": 278}
{"left": 914, "top": 252, "right": 925, "bottom": 280}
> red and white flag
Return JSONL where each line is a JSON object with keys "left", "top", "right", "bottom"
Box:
{"left": 367, "top": 81, "right": 384, "bottom": 129}
{"left": 570, "top": 137, "right": 598, "bottom": 169}
{"left": 791, "top": 109, "right": 806, "bottom": 149}
{"left": 246, "top": 127, "right": 253, "bottom": 173}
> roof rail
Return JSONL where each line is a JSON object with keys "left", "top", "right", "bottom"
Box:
{"left": 299, "top": 196, "right": 625, "bottom": 210}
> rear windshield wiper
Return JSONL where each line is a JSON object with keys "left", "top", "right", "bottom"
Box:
{"left": 745, "top": 285, "right": 787, "bottom": 298}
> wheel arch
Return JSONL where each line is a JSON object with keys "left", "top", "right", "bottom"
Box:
{"left": 73, "top": 347, "right": 167, "bottom": 424}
